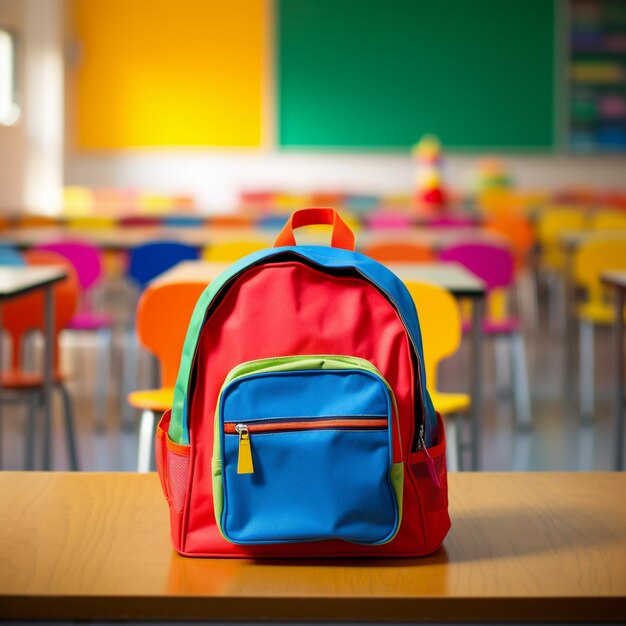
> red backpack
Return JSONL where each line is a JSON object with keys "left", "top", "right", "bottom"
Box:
{"left": 156, "top": 208, "right": 450, "bottom": 557}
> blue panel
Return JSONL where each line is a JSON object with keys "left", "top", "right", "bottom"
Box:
{"left": 222, "top": 370, "right": 390, "bottom": 423}
{"left": 219, "top": 367, "right": 398, "bottom": 544}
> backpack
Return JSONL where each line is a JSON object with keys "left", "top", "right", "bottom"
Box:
{"left": 156, "top": 208, "right": 450, "bottom": 557}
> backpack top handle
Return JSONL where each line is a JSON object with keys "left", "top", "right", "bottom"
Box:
{"left": 273, "top": 207, "right": 356, "bottom": 252}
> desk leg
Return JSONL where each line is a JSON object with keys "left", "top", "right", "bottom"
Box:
{"left": 614, "top": 289, "right": 625, "bottom": 471}
{"left": 43, "top": 285, "right": 55, "bottom": 471}
{"left": 470, "top": 297, "right": 484, "bottom": 471}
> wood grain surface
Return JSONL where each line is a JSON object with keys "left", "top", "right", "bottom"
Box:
{"left": 0, "top": 472, "right": 624, "bottom": 621}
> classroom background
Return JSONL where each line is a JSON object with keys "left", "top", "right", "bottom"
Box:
{"left": 1, "top": 0, "right": 626, "bottom": 475}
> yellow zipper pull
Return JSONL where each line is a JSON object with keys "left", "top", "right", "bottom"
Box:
{"left": 235, "top": 424, "right": 254, "bottom": 474}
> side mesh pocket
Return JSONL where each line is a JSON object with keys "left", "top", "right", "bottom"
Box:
{"left": 156, "top": 410, "right": 190, "bottom": 514}
{"left": 410, "top": 417, "right": 448, "bottom": 511}
{"left": 408, "top": 412, "right": 450, "bottom": 553}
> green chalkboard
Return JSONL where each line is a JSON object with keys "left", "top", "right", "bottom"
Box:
{"left": 278, "top": 0, "right": 557, "bottom": 149}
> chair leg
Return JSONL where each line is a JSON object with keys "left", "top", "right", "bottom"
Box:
{"left": 511, "top": 332, "right": 532, "bottom": 430}
{"left": 121, "top": 327, "right": 139, "bottom": 430}
{"left": 579, "top": 320, "right": 594, "bottom": 421}
{"left": 137, "top": 409, "right": 156, "bottom": 473}
{"left": 548, "top": 273, "right": 565, "bottom": 334}
{"left": 494, "top": 335, "right": 511, "bottom": 399}
{"left": 444, "top": 415, "right": 459, "bottom": 472}
{"left": 94, "top": 327, "right": 112, "bottom": 431}
{"left": 42, "top": 387, "right": 52, "bottom": 471}
{"left": 57, "top": 383, "right": 79, "bottom": 471}
{"left": 24, "top": 392, "right": 39, "bottom": 470}
{"left": 517, "top": 270, "right": 539, "bottom": 331}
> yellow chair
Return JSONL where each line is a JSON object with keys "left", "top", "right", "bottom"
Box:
{"left": 67, "top": 216, "right": 117, "bottom": 229}
{"left": 535, "top": 207, "right": 589, "bottom": 330}
{"left": 573, "top": 236, "right": 626, "bottom": 419}
{"left": 128, "top": 281, "right": 206, "bottom": 471}
{"left": 404, "top": 280, "right": 470, "bottom": 471}
{"left": 588, "top": 209, "right": 626, "bottom": 231}
{"left": 536, "top": 206, "right": 588, "bottom": 271}
{"left": 202, "top": 238, "right": 270, "bottom": 262}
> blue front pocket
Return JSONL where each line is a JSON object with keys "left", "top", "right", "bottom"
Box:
{"left": 214, "top": 356, "right": 402, "bottom": 545}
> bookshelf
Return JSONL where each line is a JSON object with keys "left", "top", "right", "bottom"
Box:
{"left": 569, "top": 0, "right": 626, "bottom": 152}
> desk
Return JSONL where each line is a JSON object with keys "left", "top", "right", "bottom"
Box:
{"left": 154, "top": 260, "right": 486, "bottom": 470}
{"left": 0, "top": 472, "right": 624, "bottom": 622}
{"left": 0, "top": 267, "right": 67, "bottom": 469}
{"left": 601, "top": 270, "right": 626, "bottom": 471}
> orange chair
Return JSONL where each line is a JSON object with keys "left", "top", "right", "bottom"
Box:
{"left": 485, "top": 213, "right": 538, "bottom": 327}
{"left": 0, "top": 250, "right": 79, "bottom": 470}
{"left": 361, "top": 241, "right": 435, "bottom": 263}
{"left": 128, "top": 281, "right": 206, "bottom": 471}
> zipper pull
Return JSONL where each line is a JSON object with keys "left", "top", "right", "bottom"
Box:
{"left": 235, "top": 424, "right": 254, "bottom": 475}
{"left": 419, "top": 428, "right": 441, "bottom": 488}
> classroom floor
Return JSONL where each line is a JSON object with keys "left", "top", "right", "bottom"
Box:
{"left": 0, "top": 278, "right": 622, "bottom": 472}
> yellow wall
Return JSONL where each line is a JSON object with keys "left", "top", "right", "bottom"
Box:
{"left": 73, "top": 0, "right": 264, "bottom": 148}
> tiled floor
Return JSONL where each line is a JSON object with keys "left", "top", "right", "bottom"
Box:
{"left": 0, "top": 285, "right": 623, "bottom": 472}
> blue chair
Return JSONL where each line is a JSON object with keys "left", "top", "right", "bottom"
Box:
{"left": 0, "top": 243, "right": 25, "bottom": 266}
{"left": 127, "top": 241, "right": 199, "bottom": 291}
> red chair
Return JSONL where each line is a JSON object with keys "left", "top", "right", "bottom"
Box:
{"left": 0, "top": 250, "right": 80, "bottom": 469}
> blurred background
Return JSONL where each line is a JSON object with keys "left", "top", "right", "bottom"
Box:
{"left": 0, "top": 0, "right": 625, "bottom": 213}
{"left": 1, "top": 0, "right": 625, "bottom": 474}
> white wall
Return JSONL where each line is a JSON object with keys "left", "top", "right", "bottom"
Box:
{"left": 0, "top": 0, "right": 64, "bottom": 215}
{"left": 0, "top": 0, "right": 25, "bottom": 212}
{"left": 4, "top": 0, "right": 625, "bottom": 215}
{"left": 64, "top": 150, "right": 626, "bottom": 213}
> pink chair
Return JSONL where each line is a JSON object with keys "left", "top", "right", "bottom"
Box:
{"left": 364, "top": 211, "right": 413, "bottom": 230}
{"left": 36, "top": 240, "right": 115, "bottom": 428}
{"left": 429, "top": 216, "right": 477, "bottom": 227}
{"left": 439, "top": 241, "right": 532, "bottom": 429}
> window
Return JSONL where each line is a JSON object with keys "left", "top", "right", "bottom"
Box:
{"left": 0, "top": 28, "right": 20, "bottom": 126}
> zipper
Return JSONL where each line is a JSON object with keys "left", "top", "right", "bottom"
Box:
{"left": 416, "top": 422, "right": 440, "bottom": 488}
{"left": 227, "top": 416, "right": 388, "bottom": 475}
{"left": 234, "top": 424, "right": 254, "bottom": 475}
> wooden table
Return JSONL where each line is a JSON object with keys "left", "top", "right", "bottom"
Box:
{"left": 154, "top": 260, "right": 487, "bottom": 470}
{"left": 0, "top": 472, "right": 624, "bottom": 622}
{"left": 601, "top": 270, "right": 626, "bottom": 471}
{"left": 0, "top": 266, "right": 67, "bottom": 470}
